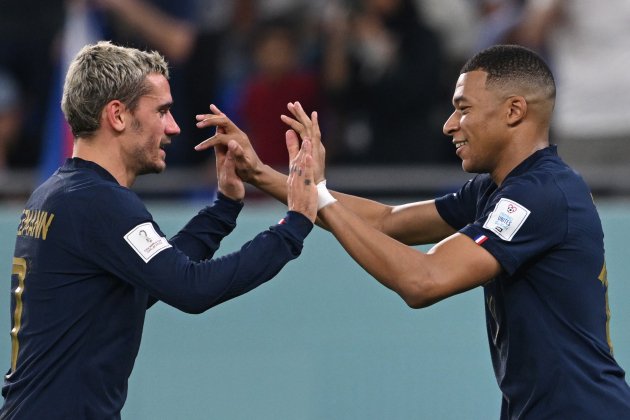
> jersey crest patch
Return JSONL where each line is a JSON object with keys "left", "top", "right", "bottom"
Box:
{"left": 124, "top": 222, "right": 172, "bottom": 263}
{"left": 483, "top": 198, "right": 530, "bottom": 241}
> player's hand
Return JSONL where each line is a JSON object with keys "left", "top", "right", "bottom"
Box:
{"left": 215, "top": 141, "right": 245, "bottom": 201}
{"left": 195, "top": 104, "right": 263, "bottom": 184}
{"left": 287, "top": 139, "right": 317, "bottom": 223}
{"left": 281, "top": 102, "right": 326, "bottom": 184}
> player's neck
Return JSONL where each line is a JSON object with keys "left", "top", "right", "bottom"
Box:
{"left": 491, "top": 137, "right": 549, "bottom": 186}
{"left": 72, "top": 136, "right": 135, "bottom": 188}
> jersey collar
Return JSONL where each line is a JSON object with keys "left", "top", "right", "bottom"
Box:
{"left": 503, "top": 145, "right": 559, "bottom": 181}
{"left": 62, "top": 157, "right": 120, "bottom": 185}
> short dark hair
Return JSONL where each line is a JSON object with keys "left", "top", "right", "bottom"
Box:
{"left": 461, "top": 44, "right": 556, "bottom": 101}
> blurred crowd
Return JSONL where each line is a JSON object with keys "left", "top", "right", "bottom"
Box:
{"left": 0, "top": 0, "right": 629, "bottom": 175}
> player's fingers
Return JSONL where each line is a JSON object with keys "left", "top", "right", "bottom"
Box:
{"left": 280, "top": 113, "right": 304, "bottom": 135}
{"left": 194, "top": 132, "right": 230, "bottom": 151}
{"left": 289, "top": 101, "right": 312, "bottom": 130}
{"left": 196, "top": 107, "right": 240, "bottom": 135}
{"left": 195, "top": 113, "right": 229, "bottom": 128}
{"left": 228, "top": 140, "right": 249, "bottom": 172}
{"left": 311, "top": 111, "right": 321, "bottom": 140}
{"left": 227, "top": 139, "right": 245, "bottom": 160}
{"left": 303, "top": 153, "right": 314, "bottom": 187}
{"left": 294, "top": 139, "right": 309, "bottom": 172}
{"left": 300, "top": 138, "right": 313, "bottom": 160}
{"left": 227, "top": 140, "right": 250, "bottom": 178}
{"left": 223, "top": 148, "right": 236, "bottom": 172}
{"left": 288, "top": 142, "right": 305, "bottom": 181}
{"left": 286, "top": 130, "right": 301, "bottom": 162}
{"left": 209, "top": 103, "right": 224, "bottom": 116}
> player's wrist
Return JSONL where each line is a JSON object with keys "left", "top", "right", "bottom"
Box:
{"left": 248, "top": 163, "right": 271, "bottom": 187}
{"left": 317, "top": 180, "right": 337, "bottom": 210}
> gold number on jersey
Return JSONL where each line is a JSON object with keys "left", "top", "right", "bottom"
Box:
{"left": 9, "top": 257, "right": 27, "bottom": 376}
{"left": 598, "top": 261, "right": 613, "bottom": 355}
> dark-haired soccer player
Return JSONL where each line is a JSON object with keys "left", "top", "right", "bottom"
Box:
{"left": 196, "top": 45, "right": 630, "bottom": 418}
{"left": 1, "top": 41, "right": 317, "bottom": 419}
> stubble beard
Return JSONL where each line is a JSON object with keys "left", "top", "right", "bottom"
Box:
{"left": 130, "top": 118, "right": 166, "bottom": 176}
{"left": 134, "top": 143, "right": 166, "bottom": 176}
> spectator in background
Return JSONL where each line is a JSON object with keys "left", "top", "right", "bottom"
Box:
{"left": 0, "top": 0, "right": 65, "bottom": 168}
{"left": 93, "top": 0, "right": 202, "bottom": 166}
{"left": 506, "top": 0, "right": 561, "bottom": 53}
{"left": 472, "top": 0, "right": 561, "bottom": 60}
{"left": 0, "top": 70, "right": 22, "bottom": 175}
{"left": 544, "top": 0, "right": 630, "bottom": 166}
{"left": 189, "top": 0, "right": 258, "bottom": 127}
{"left": 473, "top": 0, "right": 630, "bottom": 167}
{"left": 473, "top": 0, "right": 525, "bottom": 51}
{"left": 94, "top": 0, "right": 197, "bottom": 65}
{"left": 95, "top": 0, "right": 322, "bottom": 170}
{"left": 320, "top": 0, "right": 451, "bottom": 164}
{"left": 238, "top": 17, "right": 322, "bottom": 168}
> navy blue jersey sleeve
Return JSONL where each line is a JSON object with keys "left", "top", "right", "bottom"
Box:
{"left": 169, "top": 192, "right": 244, "bottom": 262}
{"left": 435, "top": 175, "right": 493, "bottom": 230}
{"left": 83, "top": 187, "right": 313, "bottom": 313}
{"left": 460, "top": 175, "right": 568, "bottom": 275}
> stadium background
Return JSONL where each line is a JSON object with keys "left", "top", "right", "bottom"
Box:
{"left": 1, "top": 197, "right": 628, "bottom": 419}
{"left": 1, "top": 0, "right": 630, "bottom": 417}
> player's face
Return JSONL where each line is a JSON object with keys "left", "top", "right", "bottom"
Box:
{"left": 443, "top": 71, "right": 509, "bottom": 176}
{"left": 125, "top": 74, "right": 180, "bottom": 176}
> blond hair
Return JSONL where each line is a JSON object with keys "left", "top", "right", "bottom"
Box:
{"left": 61, "top": 41, "right": 169, "bottom": 138}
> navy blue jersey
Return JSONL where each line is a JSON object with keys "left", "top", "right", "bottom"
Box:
{"left": 435, "top": 146, "right": 630, "bottom": 419}
{"left": 1, "top": 158, "right": 312, "bottom": 419}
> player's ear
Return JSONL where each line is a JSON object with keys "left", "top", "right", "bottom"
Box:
{"left": 506, "top": 96, "right": 527, "bottom": 126}
{"left": 103, "top": 100, "right": 127, "bottom": 133}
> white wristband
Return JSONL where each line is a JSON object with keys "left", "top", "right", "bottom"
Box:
{"left": 317, "top": 180, "right": 337, "bottom": 210}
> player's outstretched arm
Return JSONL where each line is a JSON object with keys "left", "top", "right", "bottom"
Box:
{"left": 316, "top": 199, "right": 501, "bottom": 308}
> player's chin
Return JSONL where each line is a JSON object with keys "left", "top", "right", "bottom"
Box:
{"left": 460, "top": 159, "right": 478, "bottom": 174}
{"left": 138, "top": 160, "right": 166, "bottom": 176}
{"left": 156, "top": 152, "right": 167, "bottom": 171}
{"left": 155, "top": 159, "right": 167, "bottom": 173}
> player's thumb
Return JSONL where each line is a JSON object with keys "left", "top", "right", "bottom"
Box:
{"left": 227, "top": 140, "right": 245, "bottom": 160}
{"left": 224, "top": 148, "right": 236, "bottom": 171}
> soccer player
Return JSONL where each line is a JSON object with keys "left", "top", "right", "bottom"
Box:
{"left": 1, "top": 41, "right": 317, "bottom": 418}
{"left": 195, "top": 45, "right": 630, "bottom": 418}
